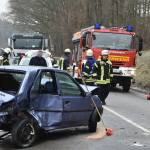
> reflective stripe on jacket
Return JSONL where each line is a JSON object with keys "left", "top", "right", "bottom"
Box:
{"left": 59, "top": 54, "right": 70, "bottom": 71}
{"left": 1, "top": 57, "right": 9, "bottom": 66}
{"left": 82, "top": 58, "right": 96, "bottom": 82}
{"left": 93, "top": 59, "right": 113, "bottom": 84}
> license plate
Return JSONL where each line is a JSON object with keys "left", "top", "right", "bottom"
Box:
{"left": 113, "top": 69, "right": 120, "bottom": 73}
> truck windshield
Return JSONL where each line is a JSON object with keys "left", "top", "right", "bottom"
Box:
{"left": 92, "top": 32, "right": 135, "bottom": 51}
{"left": 14, "top": 38, "right": 42, "bottom": 49}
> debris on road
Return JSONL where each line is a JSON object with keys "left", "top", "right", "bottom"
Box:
{"left": 84, "top": 126, "right": 113, "bottom": 140}
{"left": 133, "top": 142, "right": 143, "bottom": 147}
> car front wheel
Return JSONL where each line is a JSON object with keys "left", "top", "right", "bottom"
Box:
{"left": 12, "top": 118, "right": 37, "bottom": 148}
{"left": 88, "top": 109, "right": 98, "bottom": 132}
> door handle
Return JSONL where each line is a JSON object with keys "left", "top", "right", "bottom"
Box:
{"left": 65, "top": 101, "right": 70, "bottom": 104}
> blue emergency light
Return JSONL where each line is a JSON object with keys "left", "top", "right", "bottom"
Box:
{"left": 95, "top": 24, "right": 101, "bottom": 29}
{"left": 127, "top": 26, "right": 132, "bottom": 32}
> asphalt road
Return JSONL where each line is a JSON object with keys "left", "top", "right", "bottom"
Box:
{"left": 1, "top": 86, "right": 150, "bottom": 150}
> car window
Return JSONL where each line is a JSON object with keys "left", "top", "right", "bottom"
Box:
{"left": 32, "top": 71, "right": 57, "bottom": 95}
{"left": 0, "top": 71, "right": 25, "bottom": 95}
{"left": 56, "top": 72, "right": 82, "bottom": 96}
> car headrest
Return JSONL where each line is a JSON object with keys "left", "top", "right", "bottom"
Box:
{"left": 44, "top": 81, "right": 54, "bottom": 92}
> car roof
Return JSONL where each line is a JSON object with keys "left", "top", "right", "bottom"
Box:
{"left": 0, "top": 65, "right": 64, "bottom": 73}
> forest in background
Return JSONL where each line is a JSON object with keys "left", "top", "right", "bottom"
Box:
{"left": 3, "top": 0, "right": 150, "bottom": 56}
{"left": 0, "top": 17, "right": 15, "bottom": 48}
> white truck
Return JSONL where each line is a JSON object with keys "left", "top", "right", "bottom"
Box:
{"left": 8, "top": 33, "right": 48, "bottom": 57}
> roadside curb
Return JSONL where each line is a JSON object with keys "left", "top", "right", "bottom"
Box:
{"left": 130, "top": 86, "right": 148, "bottom": 95}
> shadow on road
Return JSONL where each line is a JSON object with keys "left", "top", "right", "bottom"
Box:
{"left": 110, "top": 87, "right": 129, "bottom": 93}
{"left": 0, "top": 127, "right": 91, "bottom": 149}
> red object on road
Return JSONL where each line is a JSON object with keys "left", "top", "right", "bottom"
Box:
{"left": 147, "top": 95, "right": 150, "bottom": 100}
{"left": 107, "top": 129, "right": 112, "bottom": 136}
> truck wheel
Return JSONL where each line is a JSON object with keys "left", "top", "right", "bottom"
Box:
{"left": 123, "top": 78, "right": 131, "bottom": 92}
{"left": 12, "top": 118, "right": 37, "bottom": 148}
{"left": 88, "top": 109, "right": 98, "bottom": 132}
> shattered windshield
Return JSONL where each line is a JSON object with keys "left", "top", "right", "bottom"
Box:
{"left": 0, "top": 71, "right": 25, "bottom": 95}
{"left": 14, "top": 38, "right": 42, "bottom": 49}
{"left": 92, "top": 32, "right": 135, "bottom": 51}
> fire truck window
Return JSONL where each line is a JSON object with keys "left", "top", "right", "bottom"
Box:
{"left": 92, "top": 32, "right": 135, "bottom": 51}
{"left": 86, "top": 33, "right": 91, "bottom": 47}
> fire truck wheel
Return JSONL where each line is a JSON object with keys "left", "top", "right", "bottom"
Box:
{"left": 123, "top": 78, "right": 131, "bottom": 92}
{"left": 111, "top": 83, "right": 116, "bottom": 87}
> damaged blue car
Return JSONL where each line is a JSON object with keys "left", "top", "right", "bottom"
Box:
{"left": 0, "top": 66, "right": 103, "bottom": 148}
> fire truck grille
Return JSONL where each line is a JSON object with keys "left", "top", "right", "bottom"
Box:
{"left": 112, "top": 62, "right": 125, "bottom": 66}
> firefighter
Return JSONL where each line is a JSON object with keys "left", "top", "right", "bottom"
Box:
{"left": 93, "top": 50, "right": 113, "bottom": 105}
{"left": 82, "top": 49, "right": 96, "bottom": 86}
{"left": 1, "top": 48, "right": 11, "bottom": 66}
{"left": 59, "top": 48, "right": 71, "bottom": 72}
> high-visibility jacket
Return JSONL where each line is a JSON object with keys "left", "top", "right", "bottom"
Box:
{"left": 56, "top": 59, "right": 60, "bottom": 65}
{"left": 93, "top": 59, "right": 113, "bottom": 84}
{"left": 59, "top": 54, "right": 70, "bottom": 71}
{"left": 12, "top": 57, "right": 22, "bottom": 65}
{"left": 1, "top": 56, "right": 9, "bottom": 66}
{"left": 82, "top": 58, "right": 96, "bottom": 82}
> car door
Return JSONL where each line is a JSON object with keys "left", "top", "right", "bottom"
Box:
{"left": 56, "top": 72, "right": 92, "bottom": 126}
{"left": 30, "top": 70, "right": 63, "bottom": 128}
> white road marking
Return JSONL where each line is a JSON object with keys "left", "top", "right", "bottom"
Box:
{"left": 103, "top": 106, "right": 150, "bottom": 134}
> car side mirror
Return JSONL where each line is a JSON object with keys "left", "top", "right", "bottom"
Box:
{"left": 86, "top": 92, "right": 92, "bottom": 97}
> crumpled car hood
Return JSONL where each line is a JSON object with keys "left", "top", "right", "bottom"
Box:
{"left": 0, "top": 91, "right": 15, "bottom": 107}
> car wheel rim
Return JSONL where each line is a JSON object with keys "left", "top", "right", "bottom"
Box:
{"left": 18, "top": 123, "right": 35, "bottom": 144}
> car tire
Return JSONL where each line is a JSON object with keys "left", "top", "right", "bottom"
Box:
{"left": 12, "top": 118, "right": 37, "bottom": 148}
{"left": 88, "top": 109, "right": 98, "bottom": 132}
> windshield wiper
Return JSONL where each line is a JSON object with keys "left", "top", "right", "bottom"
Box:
{"left": 17, "top": 47, "right": 27, "bottom": 49}
{"left": 117, "top": 49, "right": 129, "bottom": 51}
{"left": 95, "top": 46, "right": 110, "bottom": 50}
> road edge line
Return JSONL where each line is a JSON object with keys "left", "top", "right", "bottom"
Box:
{"left": 103, "top": 106, "right": 150, "bottom": 134}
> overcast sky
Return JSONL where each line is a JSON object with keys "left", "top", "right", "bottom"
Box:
{"left": 0, "top": 0, "right": 8, "bottom": 13}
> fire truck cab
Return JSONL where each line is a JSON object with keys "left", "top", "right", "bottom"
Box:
{"left": 71, "top": 24, "right": 143, "bottom": 92}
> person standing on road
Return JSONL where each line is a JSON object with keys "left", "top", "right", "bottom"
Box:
{"left": 12, "top": 53, "right": 23, "bottom": 65}
{"left": 59, "top": 48, "right": 71, "bottom": 72}
{"left": 1, "top": 48, "right": 11, "bottom": 66}
{"left": 29, "top": 50, "right": 47, "bottom": 67}
{"left": 82, "top": 49, "right": 96, "bottom": 86}
{"left": 93, "top": 50, "right": 113, "bottom": 105}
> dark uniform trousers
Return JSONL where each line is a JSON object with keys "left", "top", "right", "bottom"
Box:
{"left": 98, "top": 84, "right": 111, "bottom": 102}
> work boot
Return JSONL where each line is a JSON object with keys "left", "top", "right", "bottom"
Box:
{"left": 102, "top": 101, "right": 106, "bottom": 105}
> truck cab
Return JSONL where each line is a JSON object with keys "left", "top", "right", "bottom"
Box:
{"left": 8, "top": 33, "right": 48, "bottom": 58}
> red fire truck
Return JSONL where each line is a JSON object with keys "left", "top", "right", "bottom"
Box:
{"left": 71, "top": 24, "right": 143, "bottom": 92}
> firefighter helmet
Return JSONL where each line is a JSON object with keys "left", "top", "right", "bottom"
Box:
{"left": 64, "top": 48, "right": 71, "bottom": 53}
{"left": 101, "top": 50, "right": 110, "bottom": 56}
{"left": 4, "top": 48, "right": 11, "bottom": 54}
{"left": 86, "top": 49, "right": 93, "bottom": 58}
